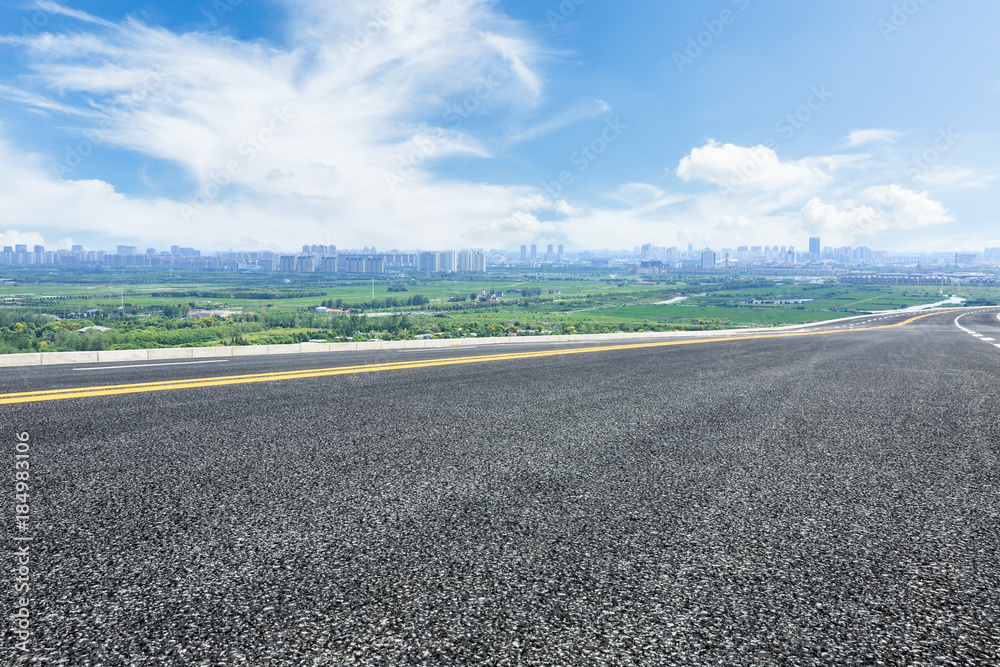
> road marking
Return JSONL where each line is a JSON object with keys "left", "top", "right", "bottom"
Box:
{"left": 0, "top": 309, "right": 985, "bottom": 405}
{"left": 983, "top": 338, "right": 996, "bottom": 342}
{"left": 73, "top": 360, "right": 230, "bottom": 371}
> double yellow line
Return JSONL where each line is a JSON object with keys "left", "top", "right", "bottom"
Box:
{"left": 0, "top": 310, "right": 958, "bottom": 405}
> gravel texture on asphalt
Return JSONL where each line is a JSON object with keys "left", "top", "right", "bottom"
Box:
{"left": 2, "top": 312, "right": 999, "bottom": 665}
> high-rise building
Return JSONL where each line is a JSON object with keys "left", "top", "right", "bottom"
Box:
{"left": 419, "top": 251, "right": 440, "bottom": 273}
{"left": 530, "top": 244, "right": 537, "bottom": 261}
{"left": 701, "top": 249, "right": 716, "bottom": 269}
{"left": 520, "top": 245, "right": 527, "bottom": 261}
{"left": 809, "top": 237, "right": 820, "bottom": 256}
{"left": 458, "top": 250, "right": 487, "bottom": 272}
{"left": 557, "top": 244, "right": 565, "bottom": 261}
{"left": 439, "top": 250, "right": 458, "bottom": 273}
{"left": 956, "top": 252, "right": 978, "bottom": 267}
{"left": 547, "top": 244, "right": 554, "bottom": 256}
{"left": 117, "top": 245, "right": 137, "bottom": 255}
{"left": 294, "top": 255, "right": 316, "bottom": 272}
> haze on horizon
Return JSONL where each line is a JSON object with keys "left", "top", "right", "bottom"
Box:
{"left": 0, "top": 0, "right": 997, "bottom": 254}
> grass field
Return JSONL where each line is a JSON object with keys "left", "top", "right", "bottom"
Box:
{"left": 1, "top": 267, "right": 997, "bottom": 353}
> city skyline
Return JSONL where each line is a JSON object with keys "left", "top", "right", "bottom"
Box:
{"left": 0, "top": 2, "right": 998, "bottom": 253}
{"left": 4, "top": 236, "right": 999, "bottom": 275}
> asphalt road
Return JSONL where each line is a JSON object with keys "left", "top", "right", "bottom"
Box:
{"left": 2, "top": 309, "right": 999, "bottom": 665}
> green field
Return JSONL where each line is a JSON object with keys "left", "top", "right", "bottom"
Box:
{"left": 0, "top": 268, "right": 997, "bottom": 354}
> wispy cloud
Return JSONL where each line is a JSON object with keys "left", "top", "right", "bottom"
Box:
{"left": 915, "top": 166, "right": 996, "bottom": 189}
{"left": 846, "top": 128, "right": 903, "bottom": 147}
{"left": 0, "top": 0, "right": 553, "bottom": 249}
{"left": 505, "top": 98, "right": 610, "bottom": 145}
{"left": 0, "top": 83, "right": 93, "bottom": 116}
{"left": 34, "top": 1, "right": 116, "bottom": 28}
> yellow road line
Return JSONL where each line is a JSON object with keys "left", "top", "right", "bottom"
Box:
{"left": 0, "top": 309, "right": 968, "bottom": 405}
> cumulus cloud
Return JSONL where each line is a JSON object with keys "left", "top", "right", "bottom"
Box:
{"left": 801, "top": 185, "right": 953, "bottom": 243}
{"left": 676, "top": 140, "right": 834, "bottom": 193}
{"left": 0, "top": 229, "right": 48, "bottom": 248}
{"left": 861, "top": 185, "right": 954, "bottom": 228}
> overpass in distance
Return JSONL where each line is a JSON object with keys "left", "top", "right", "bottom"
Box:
{"left": 2, "top": 308, "right": 998, "bottom": 664}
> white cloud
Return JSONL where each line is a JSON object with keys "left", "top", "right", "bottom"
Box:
{"left": 676, "top": 140, "right": 834, "bottom": 193}
{"left": 915, "top": 166, "right": 995, "bottom": 189}
{"left": 846, "top": 129, "right": 903, "bottom": 147}
{"left": 0, "top": 0, "right": 553, "bottom": 250}
{"left": 615, "top": 183, "right": 665, "bottom": 204}
{"left": 0, "top": 229, "right": 48, "bottom": 248}
{"left": 801, "top": 198, "right": 884, "bottom": 241}
{"left": 801, "top": 185, "right": 953, "bottom": 244}
{"left": 506, "top": 98, "right": 610, "bottom": 145}
{"left": 861, "top": 185, "right": 954, "bottom": 228}
{"left": 481, "top": 33, "right": 543, "bottom": 100}
{"left": 33, "top": 1, "right": 115, "bottom": 27}
{"left": 0, "top": 83, "right": 92, "bottom": 116}
{"left": 554, "top": 199, "right": 583, "bottom": 216}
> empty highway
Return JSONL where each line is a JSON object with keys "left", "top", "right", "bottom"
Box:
{"left": 2, "top": 308, "right": 999, "bottom": 665}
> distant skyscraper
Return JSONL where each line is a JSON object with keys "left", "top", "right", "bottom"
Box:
{"left": 458, "top": 249, "right": 487, "bottom": 272}
{"left": 530, "top": 244, "right": 537, "bottom": 261}
{"left": 520, "top": 245, "right": 527, "bottom": 261}
{"left": 419, "top": 251, "right": 440, "bottom": 273}
{"left": 809, "top": 237, "right": 820, "bottom": 256}
{"left": 547, "top": 244, "right": 554, "bottom": 256}
{"left": 557, "top": 244, "right": 565, "bottom": 261}
{"left": 439, "top": 250, "right": 458, "bottom": 273}
{"left": 701, "top": 249, "right": 716, "bottom": 269}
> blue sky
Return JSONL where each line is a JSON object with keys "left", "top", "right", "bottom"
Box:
{"left": 0, "top": 0, "right": 997, "bottom": 253}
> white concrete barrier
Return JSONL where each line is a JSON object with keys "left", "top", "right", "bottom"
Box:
{"left": 148, "top": 348, "right": 194, "bottom": 360}
{"left": 96, "top": 349, "right": 149, "bottom": 362}
{"left": 267, "top": 344, "right": 302, "bottom": 355}
{"left": 0, "top": 353, "right": 43, "bottom": 367}
{"left": 191, "top": 346, "right": 234, "bottom": 358}
{"left": 35, "top": 351, "right": 101, "bottom": 365}
{"left": 232, "top": 346, "right": 266, "bottom": 357}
